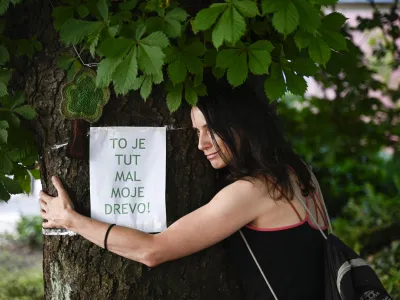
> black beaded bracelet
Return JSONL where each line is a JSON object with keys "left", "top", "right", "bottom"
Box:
{"left": 104, "top": 223, "right": 116, "bottom": 251}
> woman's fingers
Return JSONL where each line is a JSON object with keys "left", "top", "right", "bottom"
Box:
{"left": 39, "top": 198, "right": 47, "bottom": 211}
{"left": 39, "top": 176, "right": 70, "bottom": 230}
{"left": 51, "top": 176, "right": 66, "bottom": 195}
{"left": 40, "top": 191, "right": 53, "bottom": 203}
{"left": 41, "top": 210, "right": 58, "bottom": 228}
{"left": 42, "top": 220, "right": 56, "bottom": 228}
{"left": 40, "top": 208, "right": 48, "bottom": 219}
{"left": 40, "top": 176, "right": 66, "bottom": 202}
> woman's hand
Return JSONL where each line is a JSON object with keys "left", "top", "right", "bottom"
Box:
{"left": 39, "top": 176, "right": 75, "bottom": 229}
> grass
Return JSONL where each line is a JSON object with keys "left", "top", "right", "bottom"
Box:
{"left": 0, "top": 235, "right": 44, "bottom": 300}
{"left": 0, "top": 267, "right": 43, "bottom": 300}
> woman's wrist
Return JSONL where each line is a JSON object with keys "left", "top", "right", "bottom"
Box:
{"left": 63, "top": 207, "right": 78, "bottom": 231}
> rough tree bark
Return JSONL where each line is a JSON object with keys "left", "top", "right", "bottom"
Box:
{"left": 11, "top": 0, "right": 245, "bottom": 299}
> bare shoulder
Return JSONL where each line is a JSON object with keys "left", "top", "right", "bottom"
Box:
{"left": 213, "top": 177, "right": 268, "bottom": 203}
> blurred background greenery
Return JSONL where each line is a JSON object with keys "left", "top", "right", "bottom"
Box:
{"left": 0, "top": 216, "right": 43, "bottom": 300}
{"left": 280, "top": 1, "right": 399, "bottom": 296}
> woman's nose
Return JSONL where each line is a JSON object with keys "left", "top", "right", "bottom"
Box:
{"left": 198, "top": 132, "right": 211, "bottom": 151}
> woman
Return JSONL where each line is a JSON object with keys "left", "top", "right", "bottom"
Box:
{"left": 40, "top": 78, "right": 329, "bottom": 299}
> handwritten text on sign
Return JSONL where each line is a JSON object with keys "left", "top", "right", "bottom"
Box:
{"left": 90, "top": 127, "right": 166, "bottom": 232}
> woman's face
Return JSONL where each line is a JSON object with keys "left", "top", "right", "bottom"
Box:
{"left": 191, "top": 106, "right": 231, "bottom": 169}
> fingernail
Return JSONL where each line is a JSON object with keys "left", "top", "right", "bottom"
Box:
{"left": 52, "top": 176, "right": 57, "bottom": 181}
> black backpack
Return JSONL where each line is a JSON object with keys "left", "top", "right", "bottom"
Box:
{"left": 324, "top": 233, "right": 392, "bottom": 300}
{"left": 240, "top": 184, "right": 393, "bottom": 300}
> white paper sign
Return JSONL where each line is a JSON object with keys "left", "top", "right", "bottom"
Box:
{"left": 90, "top": 127, "right": 166, "bottom": 232}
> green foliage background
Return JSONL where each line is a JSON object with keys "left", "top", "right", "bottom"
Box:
{"left": 0, "top": 0, "right": 40, "bottom": 201}
{"left": 0, "top": 0, "right": 398, "bottom": 296}
{"left": 279, "top": 2, "right": 399, "bottom": 295}
{"left": 0, "top": 267, "right": 44, "bottom": 300}
{"left": 0, "top": 0, "right": 349, "bottom": 198}
{"left": 0, "top": 217, "right": 44, "bottom": 300}
{"left": 51, "top": 0, "right": 347, "bottom": 108}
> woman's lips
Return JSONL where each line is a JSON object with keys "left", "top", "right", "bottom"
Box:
{"left": 206, "top": 152, "right": 218, "bottom": 160}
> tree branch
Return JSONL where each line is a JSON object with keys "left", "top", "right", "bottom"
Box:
{"left": 360, "top": 222, "right": 400, "bottom": 256}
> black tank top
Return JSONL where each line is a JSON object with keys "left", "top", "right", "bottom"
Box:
{"left": 225, "top": 203, "right": 327, "bottom": 299}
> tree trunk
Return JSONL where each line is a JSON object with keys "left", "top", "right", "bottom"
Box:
{"left": 14, "top": 1, "right": 245, "bottom": 299}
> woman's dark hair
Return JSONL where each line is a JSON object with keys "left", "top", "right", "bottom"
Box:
{"left": 196, "top": 74, "right": 315, "bottom": 201}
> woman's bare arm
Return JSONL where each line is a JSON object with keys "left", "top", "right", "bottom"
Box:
{"left": 40, "top": 176, "right": 266, "bottom": 267}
